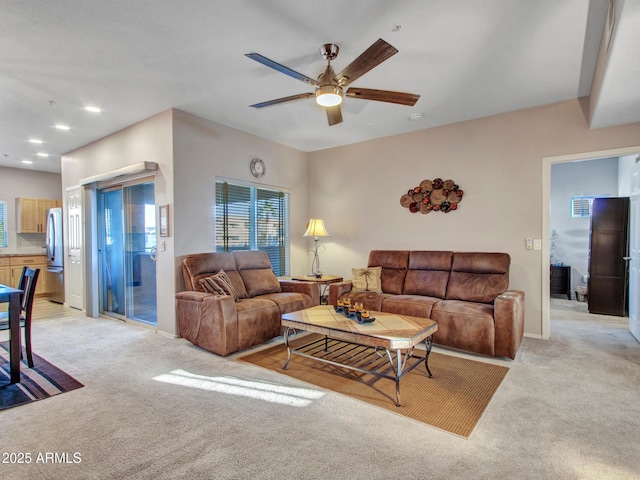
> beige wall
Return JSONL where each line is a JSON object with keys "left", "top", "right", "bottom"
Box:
{"left": 0, "top": 166, "right": 62, "bottom": 254}
{"left": 61, "top": 110, "right": 175, "bottom": 335}
{"left": 61, "top": 109, "right": 310, "bottom": 337}
{"left": 307, "top": 99, "right": 640, "bottom": 337}
{"left": 172, "top": 109, "right": 309, "bottom": 276}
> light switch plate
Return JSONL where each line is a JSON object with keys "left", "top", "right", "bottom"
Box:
{"left": 525, "top": 238, "right": 533, "bottom": 250}
{"left": 533, "top": 239, "right": 542, "bottom": 250}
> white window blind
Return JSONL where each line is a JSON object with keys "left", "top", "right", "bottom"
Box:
{"left": 216, "top": 180, "right": 290, "bottom": 277}
{"left": 571, "top": 196, "right": 595, "bottom": 218}
{"left": 0, "top": 201, "right": 7, "bottom": 248}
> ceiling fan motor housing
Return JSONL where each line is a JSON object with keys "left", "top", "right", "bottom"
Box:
{"left": 320, "top": 43, "right": 339, "bottom": 61}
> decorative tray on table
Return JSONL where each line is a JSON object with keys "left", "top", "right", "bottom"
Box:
{"left": 334, "top": 305, "right": 376, "bottom": 324}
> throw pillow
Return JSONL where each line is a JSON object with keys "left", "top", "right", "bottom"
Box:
{"left": 199, "top": 269, "right": 239, "bottom": 301}
{"left": 351, "top": 266, "right": 382, "bottom": 293}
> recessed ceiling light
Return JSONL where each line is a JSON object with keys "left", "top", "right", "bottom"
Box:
{"left": 37, "top": 152, "right": 49, "bottom": 157}
{"left": 84, "top": 105, "right": 101, "bottom": 113}
{"left": 28, "top": 138, "right": 43, "bottom": 144}
{"left": 409, "top": 113, "right": 423, "bottom": 120}
{"left": 55, "top": 124, "right": 70, "bottom": 130}
{"left": 21, "top": 160, "right": 34, "bottom": 164}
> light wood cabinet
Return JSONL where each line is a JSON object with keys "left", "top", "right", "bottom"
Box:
{"left": 0, "top": 264, "right": 10, "bottom": 286}
{"left": 8, "top": 256, "right": 47, "bottom": 295}
{"left": 0, "top": 257, "right": 10, "bottom": 285}
{"left": 16, "top": 197, "right": 62, "bottom": 233}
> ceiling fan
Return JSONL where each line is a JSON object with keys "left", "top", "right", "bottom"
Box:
{"left": 245, "top": 38, "right": 420, "bottom": 126}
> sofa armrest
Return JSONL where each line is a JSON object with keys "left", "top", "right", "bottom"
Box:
{"left": 494, "top": 290, "right": 525, "bottom": 360}
{"left": 279, "top": 280, "right": 320, "bottom": 305}
{"left": 175, "top": 291, "right": 239, "bottom": 356}
{"left": 328, "top": 281, "right": 353, "bottom": 306}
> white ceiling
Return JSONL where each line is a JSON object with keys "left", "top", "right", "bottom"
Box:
{"left": 1, "top": 0, "right": 638, "bottom": 174}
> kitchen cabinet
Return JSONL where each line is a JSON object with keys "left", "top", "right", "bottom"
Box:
{"left": 16, "top": 197, "right": 61, "bottom": 233}
{"left": 8, "top": 255, "right": 47, "bottom": 295}
{"left": 0, "top": 256, "right": 10, "bottom": 285}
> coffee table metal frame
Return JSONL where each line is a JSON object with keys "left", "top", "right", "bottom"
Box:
{"left": 281, "top": 306, "right": 437, "bottom": 407}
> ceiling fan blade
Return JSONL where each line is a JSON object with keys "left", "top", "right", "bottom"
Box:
{"left": 334, "top": 38, "right": 398, "bottom": 87}
{"left": 245, "top": 53, "right": 319, "bottom": 87}
{"left": 346, "top": 88, "right": 420, "bottom": 106}
{"left": 326, "top": 105, "right": 343, "bottom": 126}
{"left": 250, "top": 93, "right": 314, "bottom": 108}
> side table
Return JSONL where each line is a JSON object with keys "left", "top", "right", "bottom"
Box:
{"left": 550, "top": 265, "right": 571, "bottom": 300}
{"left": 291, "top": 275, "right": 343, "bottom": 304}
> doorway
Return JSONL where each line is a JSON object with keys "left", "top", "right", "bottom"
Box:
{"left": 98, "top": 178, "right": 157, "bottom": 325}
{"left": 67, "top": 186, "right": 84, "bottom": 310}
{"left": 543, "top": 146, "right": 640, "bottom": 339}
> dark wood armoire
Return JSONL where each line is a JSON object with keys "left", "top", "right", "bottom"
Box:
{"left": 588, "top": 197, "right": 630, "bottom": 316}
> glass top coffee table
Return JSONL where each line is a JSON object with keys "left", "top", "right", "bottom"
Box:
{"left": 281, "top": 305, "right": 438, "bottom": 407}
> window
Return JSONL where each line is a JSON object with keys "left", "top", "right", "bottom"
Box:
{"left": 215, "top": 180, "right": 290, "bottom": 277}
{"left": 0, "top": 201, "right": 7, "bottom": 247}
{"left": 571, "top": 196, "right": 595, "bottom": 218}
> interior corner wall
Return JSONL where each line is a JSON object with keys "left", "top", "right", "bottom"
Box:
{"left": 618, "top": 155, "right": 637, "bottom": 196}
{"left": 550, "top": 157, "right": 619, "bottom": 294}
{"left": 307, "top": 99, "right": 640, "bottom": 337}
{"left": 171, "top": 109, "right": 309, "bottom": 289}
{"left": 61, "top": 109, "right": 176, "bottom": 336}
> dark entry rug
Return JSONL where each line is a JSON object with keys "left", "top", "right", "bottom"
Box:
{"left": 0, "top": 342, "right": 83, "bottom": 411}
{"left": 239, "top": 334, "right": 509, "bottom": 437}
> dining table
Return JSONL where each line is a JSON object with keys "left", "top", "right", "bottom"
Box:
{"left": 0, "top": 283, "right": 24, "bottom": 383}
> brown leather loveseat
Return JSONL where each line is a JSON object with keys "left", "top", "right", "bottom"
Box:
{"left": 328, "top": 250, "right": 525, "bottom": 359}
{"left": 176, "top": 250, "right": 319, "bottom": 356}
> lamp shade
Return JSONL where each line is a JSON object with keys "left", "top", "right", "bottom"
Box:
{"left": 303, "top": 218, "right": 329, "bottom": 238}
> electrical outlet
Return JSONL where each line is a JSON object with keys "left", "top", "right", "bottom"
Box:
{"left": 525, "top": 238, "right": 533, "bottom": 250}
{"left": 533, "top": 239, "right": 542, "bottom": 250}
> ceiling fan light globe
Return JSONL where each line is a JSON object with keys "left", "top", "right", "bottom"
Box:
{"left": 316, "top": 85, "right": 343, "bottom": 107}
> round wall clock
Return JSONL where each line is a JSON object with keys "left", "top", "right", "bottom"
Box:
{"left": 250, "top": 158, "right": 266, "bottom": 177}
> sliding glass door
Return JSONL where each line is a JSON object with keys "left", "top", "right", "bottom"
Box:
{"left": 98, "top": 178, "right": 157, "bottom": 325}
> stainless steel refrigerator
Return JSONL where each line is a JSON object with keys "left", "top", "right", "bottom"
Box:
{"left": 45, "top": 207, "right": 65, "bottom": 303}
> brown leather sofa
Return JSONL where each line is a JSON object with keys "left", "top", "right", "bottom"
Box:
{"left": 328, "top": 250, "right": 525, "bottom": 359}
{"left": 176, "top": 251, "right": 319, "bottom": 356}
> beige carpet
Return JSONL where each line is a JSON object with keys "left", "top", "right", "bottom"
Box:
{"left": 239, "top": 334, "right": 509, "bottom": 437}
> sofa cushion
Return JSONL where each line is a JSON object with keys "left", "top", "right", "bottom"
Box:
{"left": 338, "top": 291, "right": 392, "bottom": 312}
{"left": 368, "top": 250, "right": 409, "bottom": 295}
{"left": 351, "top": 266, "right": 382, "bottom": 293}
{"left": 240, "top": 269, "right": 282, "bottom": 297}
{"left": 445, "top": 252, "right": 510, "bottom": 303}
{"left": 261, "top": 292, "right": 314, "bottom": 314}
{"left": 182, "top": 252, "right": 248, "bottom": 298}
{"left": 235, "top": 298, "right": 282, "bottom": 351}
{"left": 199, "top": 270, "right": 239, "bottom": 300}
{"left": 381, "top": 295, "right": 439, "bottom": 319}
{"left": 431, "top": 300, "right": 495, "bottom": 356}
{"left": 233, "top": 250, "right": 282, "bottom": 297}
{"left": 403, "top": 251, "right": 453, "bottom": 298}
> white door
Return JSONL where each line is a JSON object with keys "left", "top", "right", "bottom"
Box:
{"left": 67, "top": 187, "right": 84, "bottom": 310}
{"left": 629, "top": 161, "right": 640, "bottom": 342}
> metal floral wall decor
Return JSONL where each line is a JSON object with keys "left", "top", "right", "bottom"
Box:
{"left": 400, "top": 178, "right": 464, "bottom": 214}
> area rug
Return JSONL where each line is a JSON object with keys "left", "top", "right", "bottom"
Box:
{"left": 239, "top": 334, "right": 509, "bottom": 437}
{"left": 0, "top": 342, "right": 84, "bottom": 411}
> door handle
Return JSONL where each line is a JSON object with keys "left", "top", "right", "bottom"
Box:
{"left": 150, "top": 247, "right": 157, "bottom": 262}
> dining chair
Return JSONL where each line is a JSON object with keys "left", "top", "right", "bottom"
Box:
{"left": 0, "top": 266, "right": 40, "bottom": 367}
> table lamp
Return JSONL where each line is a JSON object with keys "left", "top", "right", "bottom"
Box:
{"left": 303, "top": 218, "right": 329, "bottom": 277}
